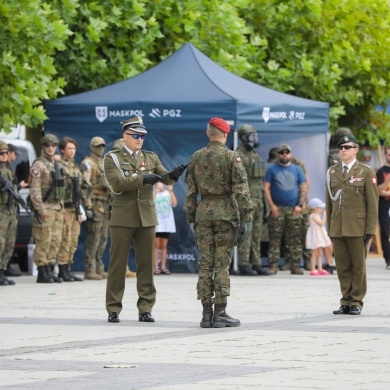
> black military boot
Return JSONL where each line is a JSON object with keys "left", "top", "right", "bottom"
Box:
{"left": 36, "top": 266, "right": 54, "bottom": 283}
{"left": 67, "top": 265, "right": 83, "bottom": 281}
{"left": 58, "top": 264, "right": 74, "bottom": 282}
{"left": 200, "top": 302, "right": 213, "bottom": 328}
{"left": 252, "top": 265, "right": 271, "bottom": 275}
{"left": 0, "top": 269, "right": 10, "bottom": 286}
{"left": 46, "top": 265, "right": 63, "bottom": 283}
{"left": 212, "top": 303, "right": 240, "bottom": 328}
{"left": 0, "top": 269, "right": 15, "bottom": 285}
{"left": 238, "top": 265, "right": 257, "bottom": 276}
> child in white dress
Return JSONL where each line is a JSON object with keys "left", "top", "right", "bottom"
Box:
{"left": 306, "top": 198, "right": 333, "bottom": 276}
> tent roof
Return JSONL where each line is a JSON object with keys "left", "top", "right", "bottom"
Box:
{"left": 50, "top": 43, "right": 325, "bottom": 109}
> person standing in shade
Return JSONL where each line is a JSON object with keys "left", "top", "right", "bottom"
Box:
{"left": 80, "top": 137, "right": 110, "bottom": 280}
{"left": 376, "top": 146, "right": 390, "bottom": 269}
{"left": 327, "top": 134, "right": 378, "bottom": 315}
{"left": 104, "top": 116, "right": 186, "bottom": 323}
{"left": 185, "top": 118, "right": 253, "bottom": 328}
{"left": 264, "top": 144, "right": 307, "bottom": 275}
{"left": 235, "top": 125, "right": 270, "bottom": 276}
{"left": 56, "top": 137, "right": 84, "bottom": 282}
{"left": 30, "top": 134, "right": 66, "bottom": 283}
{"left": 0, "top": 141, "right": 17, "bottom": 286}
{"left": 154, "top": 183, "right": 177, "bottom": 275}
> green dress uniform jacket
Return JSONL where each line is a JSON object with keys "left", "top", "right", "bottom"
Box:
{"left": 104, "top": 147, "right": 175, "bottom": 315}
{"left": 326, "top": 160, "right": 379, "bottom": 309}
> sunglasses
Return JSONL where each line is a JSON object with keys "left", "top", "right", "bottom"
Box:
{"left": 338, "top": 145, "right": 356, "bottom": 150}
{"left": 43, "top": 143, "right": 58, "bottom": 148}
{"left": 126, "top": 133, "right": 146, "bottom": 140}
{"left": 0, "top": 151, "right": 8, "bottom": 155}
{"left": 278, "top": 150, "right": 290, "bottom": 155}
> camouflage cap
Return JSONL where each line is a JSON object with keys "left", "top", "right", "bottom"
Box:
{"left": 0, "top": 140, "right": 9, "bottom": 151}
{"left": 41, "top": 134, "right": 59, "bottom": 145}
{"left": 337, "top": 134, "right": 358, "bottom": 146}
{"left": 90, "top": 136, "right": 106, "bottom": 147}
{"left": 278, "top": 143, "right": 292, "bottom": 153}
{"left": 121, "top": 116, "right": 147, "bottom": 134}
{"left": 267, "top": 147, "right": 279, "bottom": 163}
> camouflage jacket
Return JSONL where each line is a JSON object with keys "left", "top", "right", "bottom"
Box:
{"left": 236, "top": 145, "right": 266, "bottom": 199}
{"left": 184, "top": 141, "right": 253, "bottom": 224}
{"left": 0, "top": 162, "right": 18, "bottom": 209}
{"left": 80, "top": 154, "right": 108, "bottom": 208}
{"left": 61, "top": 157, "right": 85, "bottom": 207}
{"left": 29, "top": 154, "right": 63, "bottom": 212}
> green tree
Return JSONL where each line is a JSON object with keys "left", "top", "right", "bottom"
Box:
{"left": 0, "top": 0, "right": 73, "bottom": 131}
{"left": 240, "top": 0, "right": 390, "bottom": 146}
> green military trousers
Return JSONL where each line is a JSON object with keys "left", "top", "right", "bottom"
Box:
{"left": 106, "top": 226, "right": 156, "bottom": 314}
{"left": 333, "top": 236, "right": 367, "bottom": 308}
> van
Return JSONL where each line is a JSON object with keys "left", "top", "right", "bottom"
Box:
{"left": 0, "top": 126, "right": 37, "bottom": 272}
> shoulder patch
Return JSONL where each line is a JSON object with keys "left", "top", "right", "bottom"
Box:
{"left": 372, "top": 177, "right": 377, "bottom": 184}
{"left": 236, "top": 156, "right": 242, "bottom": 163}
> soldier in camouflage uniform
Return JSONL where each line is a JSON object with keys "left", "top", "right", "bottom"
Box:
{"left": 30, "top": 134, "right": 66, "bottom": 283}
{"left": 0, "top": 141, "right": 17, "bottom": 286}
{"left": 56, "top": 137, "right": 84, "bottom": 282}
{"left": 80, "top": 137, "right": 110, "bottom": 280}
{"left": 264, "top": 144, "right": 307, "bottom": 275}
{"left": 185, "top": 118, "right": 253, "bottom": 328}
{"left": 235, "top": 124, "right": 270, "bottom": 276}
{"left": 268, "top": 147, "right": 311, "bottom": 271}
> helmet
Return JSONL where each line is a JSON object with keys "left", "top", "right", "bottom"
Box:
{"left": 40, "top": 134, "right": 59, "bottom": 145}
{"left": 0, "top": 140, "right": 9, "bottom": 151}
{"left": 267, "top": 147, "right": 279, "bottom": 163}
{"left": 90, "top": 136, "right": 106, "bottom": 147}
{"left": 237, "top": 124, "right": 256, "bottom": 139}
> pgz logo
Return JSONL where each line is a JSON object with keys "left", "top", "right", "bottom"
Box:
{"left": 163, "top": 109, "right": 181, "bottom": 117}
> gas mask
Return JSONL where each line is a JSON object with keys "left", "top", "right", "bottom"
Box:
{"left": 243, "top": 132, "right": 259, "bottom": 151}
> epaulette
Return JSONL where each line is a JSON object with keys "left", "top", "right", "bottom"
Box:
{"left": 359, "top": 162, "right": 372, "bottom": 169}
{"left": 143, "top": 150, "right": 156, "bottom": 155}
{"left": 330, "top": 162, "right": 341, "bottom": 169}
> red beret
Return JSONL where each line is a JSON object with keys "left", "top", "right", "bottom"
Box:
{"left": 209, "top": 117, "right": 230, "bottom": 133}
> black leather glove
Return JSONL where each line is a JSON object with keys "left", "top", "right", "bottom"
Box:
{"left": 363, "top": 234, "right": 372, "bottom": 246}
{"left": 85, "top": 208, "right": 94, "bottom": 220}
{"left": 143, "top": 174, "right": 162, "bottom": 185}
{"left": 168, "top": 164, "right": 189, "bottom": 180}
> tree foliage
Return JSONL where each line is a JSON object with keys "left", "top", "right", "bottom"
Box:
{"left": 1, "top": 0, "right": 389, "bottom": 146}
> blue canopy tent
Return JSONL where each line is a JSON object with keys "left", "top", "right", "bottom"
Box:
{"left": 44, "top": 42, "right": 329, "bottom": 272}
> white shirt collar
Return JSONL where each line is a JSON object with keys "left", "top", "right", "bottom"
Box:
{"left": 342, "top": 159, "right": 356, "bottom": 171}
{"left": 124, "top": 145, "right": 138, "bottom": 156}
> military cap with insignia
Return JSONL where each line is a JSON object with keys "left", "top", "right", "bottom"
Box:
{"left": 121, "top": 116, "right": 147, "bottom": 134}
{"left": 336, "top": 134, "right": 358, "bottom": 147}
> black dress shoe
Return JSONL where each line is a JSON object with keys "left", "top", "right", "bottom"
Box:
{"left": 349, "top": 305, "right": 361, "bottom": 315}
{"left": 108, "top": 312, "right": 120, "bottom": 323}
{"left": 238, "top": 266, "right": 257, "bottom": 276}
{"left": 333, "top": 305, "right": 350, "bottom": 315}
{"left": 139, "top": 312, "right": 155, "bottom": 322}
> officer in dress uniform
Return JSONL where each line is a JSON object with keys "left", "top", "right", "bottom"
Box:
{"left": 104, "top": 116, "right": 187, "bottom": 323}
{"left": 326, "top": 134, "right": 378, "bottom": 315}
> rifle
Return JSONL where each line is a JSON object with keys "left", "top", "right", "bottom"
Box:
{"left": 0, "top": 175, "right": 42, "bottom": 225}
{"left": 71, "top": 176, "right": 81, "bottom": 217}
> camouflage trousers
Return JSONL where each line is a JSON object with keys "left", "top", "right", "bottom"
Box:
{"left": 195, "top": 220, "right": 237, "bottom": 305}
{"left": 283, "top": 210, "right": 311, "bottom": 267}
{"left": 0, "top": 206, "right": 17, "bottom": 270}
{"left": 84, "top": 213, "right": 109, "bottom": 273}
{"left": 57, "top": 208, "right": 81, "bottom": 265}
{"left": 267, "top": 206, "right": 302, "bottom": 268}
{"left": 238, "top": 197, "right": 263, "bottom": 267}
{"left": 32, "top": 209, "right": 63, "bottom": 266}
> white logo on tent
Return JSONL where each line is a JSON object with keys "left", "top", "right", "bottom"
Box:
{"left": 262, "top": 107, "right": 270, "bottom": 123}
{"left": 149, "top": 108, "right": 161, "bottom": 118}
{"left": 96, "top": 106, "right": 108, "bottom": 123}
